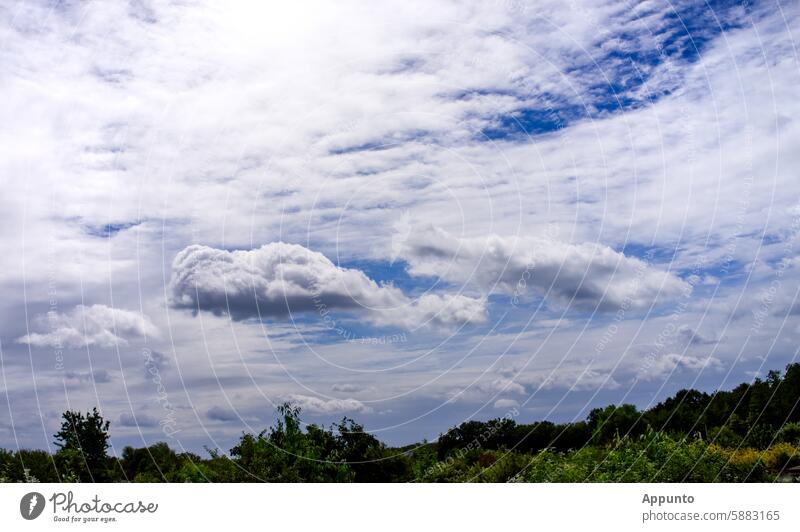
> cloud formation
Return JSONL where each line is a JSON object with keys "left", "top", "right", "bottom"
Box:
{"left": 17, "top": 304, "right": 158, "bottom": 349}
{"left": 493, "top": 399, "right": 520, "bottom": 409}
{"left": 118, "top": 412, "right": 159, "bottom": 428}
{"left": 398, "top": 225, "right": 689, "bottom": 311}
{"left": 206, "top": 406, "right": 238, "bottom": 422}
{"left": 284, "top": 394, "right": 372, "bottom": 414}
{"left": 637, "top": 353, "right": 723, "bottom": 381}
{"left": 524, "top": 367, "right": 622, "bottom": 392}
{"left": 64, "top": 370, "right": 114, "bottom": 384}
{"left": 1, "top": 0, "right": 798, "bottom": 450}
{"left": 169, "top": 243, "right": 486, "bottom": 329}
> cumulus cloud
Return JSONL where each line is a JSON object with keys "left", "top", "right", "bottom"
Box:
{"left": 2, "top": 0, "right": 799, "bottom": 449}
{"left": 118, "top": 412, "right": 159, "bottom": 428}
{"left": 17, "top": 304, "right": 158, "bottom": 349}
{"left": 676, "top": 325, "right": 718, "bottom": 346}
{"left": 493, "top": 399, "right": 520, "bottom": 409}
{"left": 447, "top": 374, "right": 534, "bottom": 403}
{"left": 404, "top": 293, "right": 487, "bottom": 329}
{"left": 479, "top": 377, "right": 526, "bottom": 396}
{"left": 397, "top": 225, "right": 689, "bottom": 311}
{"left": 525, "top": 367, "right": 621, "bottom": 391}
{"left": 169, "top": 243, "right": 486, "bottom": 329}
{"left": 285, "top": 394, "right": 372, "bottom": 414}
{"left": 206, "top": 406, "right": 238, "bottom": 422}
{"left": 637, "top": 353, "right": 723, "bottom": 381}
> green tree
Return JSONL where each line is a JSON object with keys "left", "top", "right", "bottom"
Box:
{"left": 0, "top": 448, "right": 59, "bottom": 482}
{"left": 777, "top": 364, "right": 800, "bottom": 423}
{"left": 588, "top": 404, "right": 646, "bottom": 444}
{"left": 333, "top": 418, "right": 411, "bottom": 482}
{"left": 230, "top": 403, "right": 351, "bottom": 482}
{"left": 119, "top": 442, "right": 192, "bottom": 482}
{"left": 436, "top": 418, "right": 517, "bottom": 459}
{"left": 53, "top": 407, "right": 111, "bottom": 481}
{"left": 775, "top": 423, "right": 800, "bottom": 445}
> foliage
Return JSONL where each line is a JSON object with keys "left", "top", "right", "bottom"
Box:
{"left": 775, "top": 422, "right": 800, "bottom": 445}
{"left": 53, "top": 407, "right": 112, "bottom": 482}
{"left": 2, "top": 363, "right": 800, "bottom": 483}
{"left": 230, "top": 403, "right": 351, "bottom": 482}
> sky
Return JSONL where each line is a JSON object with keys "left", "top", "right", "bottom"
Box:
{"left": 1, "top": 0, "right": 799, "bottom": 454}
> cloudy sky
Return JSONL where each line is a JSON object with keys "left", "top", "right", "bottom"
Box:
{"left": 1, "top": 0, "right": 799, "bottom": 454}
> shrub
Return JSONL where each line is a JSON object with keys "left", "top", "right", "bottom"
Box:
{"left": 775, "top": 423, "right": 800, "bottom": 445}
{"left": 762, "top": 442, "right": 800, "bottom": 473}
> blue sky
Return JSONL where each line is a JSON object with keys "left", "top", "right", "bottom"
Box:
{"left": 1, "top": 0, "right": 799, "bottom": 453}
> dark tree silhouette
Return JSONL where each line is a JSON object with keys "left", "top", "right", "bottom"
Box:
{"left": 53, "top": 407, "right": 111, "bottom": 481}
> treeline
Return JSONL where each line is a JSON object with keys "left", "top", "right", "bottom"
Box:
{"left": 436, "top": 363, "right": 800, "bottom": 458}
{"left": 2, "top": 364, "right": 800, "bottom": 482}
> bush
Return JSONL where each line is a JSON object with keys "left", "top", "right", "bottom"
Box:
{"left": 762, "top": 442, "right": 800, "bottom": 473}
{"left": 775, "top": 423, "right": 800, "bottom": 445}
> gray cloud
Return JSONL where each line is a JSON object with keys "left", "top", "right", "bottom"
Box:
{"left": 143, "top": 350, "right": 170, "bottom": 379}
{"left": 478, "top": 377, "right": 526, "bottom": 396}
{"left": 637, "top": 353, "right": 723, "bottom": 381}
{"left": 169, "top": 243, "right": 486, "bottom": 329}
{"left": 17, "top": 304, "right": 158, "bottom": 349}
{"left": 284, "top": 394, "right": 372, "bottom": 414}
{"left": 398, "top": 225, "right": 689, "bottom": 311}
{"left": 331, "top": 383, "right": 364, "bottom": 393}
{"left": 206, "top": 406, "right": 238, "bottom": 422}
{"left": 0, "top": 0, "right": 798, "bottom": 450}
{"left": 676, "top": 325, "right": 718, "bottom": 346}
{"left": 523, "top": 367, "right": 621, "bottom": 392}
{"left": 64, "top": 369, "right": 114, "bottom": 384}
{"left": 118, "top": 412, "right": 159, "bottom": 428}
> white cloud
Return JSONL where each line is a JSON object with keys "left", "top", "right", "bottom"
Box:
{"left": 17, "top": 304, "right": 158, "bottom": 349}
{"left": 1, "top": 0, "right": 799, "bottom": 449}
{"left": 285, "top": 394, "right": 372, "bottom": 414}
{"left": 398, "top": 225, "right": 689, "bottom": 311}
{"left": 169, "top": 242, "right": 486, "bottom": 329}
{"left": 493, "top": 399, "right": 519, "bottom": 409}
{"left": 479, "top": 377, "right": 526, "bottom": 396}
{"left": 523, "top": 367, "right": 621, "bottom": 392}
{"left": 637, "top": 353, "right": 723, "bottom": 381}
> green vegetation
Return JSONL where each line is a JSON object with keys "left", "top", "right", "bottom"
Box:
{"left": 2, "top": 363, "right": 799, "bottom": 482}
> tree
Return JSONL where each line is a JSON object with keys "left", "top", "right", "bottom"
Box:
{"left": 777, "top": 364, "right": 800, "bottom": 423}
{"left": 551, "top": 421, "right": 592, "bottom": 451}
{"left": 512, "top": 421, "right": 556, "bottom": 453}
{"left": 436, "top": 418, "right": 518, "bottom": 459}
{"left": 0, "top": 448, "right": 59, "bottom": 482}
{"left": 588, "top": 404, "right": 646, "bottom": 444}
{"left": 230, "top": 403, "right": 351, "bottom": 482}
{"left": 775, "top": 423, "right": 800, "bottom": 445}
{"left": 645, "top": 389, "right": 710, "bottom": 435}
{"left": 53, "top": 408, "right": 111, "bottom": 481}
{"left": 333, "top": 418, "right": 411, "bottom": 482}
{"left": 120, "top": 442, "right": 186, "bottom": 482}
